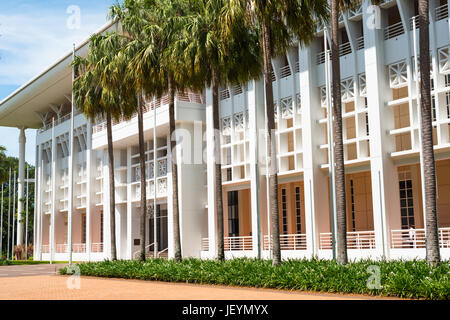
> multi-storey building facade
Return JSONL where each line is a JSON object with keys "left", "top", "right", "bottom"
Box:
{"left": 0, "top": 0, "right": 449, "bottom": 262}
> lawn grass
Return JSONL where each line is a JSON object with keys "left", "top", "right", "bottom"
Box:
{"left": 59, "top": 258, "right": 450, "bottom": 300}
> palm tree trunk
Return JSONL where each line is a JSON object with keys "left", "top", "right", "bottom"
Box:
{"left": 419, "top": 0, "right": 440, "bottom": 266}
{"left": 261, "top": 18, "right": 281, "bottom": 266}
{"left": 211, "top": 68, "right": 225, "bottom": 261}
{"left": 138, "top": 94, "right": 147, "bottom": 262}
{"left": 106, "top": 112, "right": 117, "bottom": 261}
{"left": 331, "top": 0, "right": 347, "bottom": 265}
{"left": 168, "top": 74, "right": 182, "bottom": 262}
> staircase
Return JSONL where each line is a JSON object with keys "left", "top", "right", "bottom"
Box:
{"left": 145, "top": 250, "right": 168, "bottom": 259}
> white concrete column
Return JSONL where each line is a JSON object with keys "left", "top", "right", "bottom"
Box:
{"left": 363, "top": 1, "right": 399, "bottom": 259}
{"left": 35, "top": 142, "right": 42, "bottom": 259}
{"left": 86, "top": 122, "right": 93, "bottom": 261}
{"left": 102, "top": 151, "right": 111, "bottom": 259}
{"left": 126, "top": 146, "right": 132, "bottom": 259}
{"left": 50, "top": 121, "right": 57, "bottom": 263}
{"left": 16, "top": 127, "right": 26, "bottom": 245}
{"left": 166, "top": 134, "right": 175, "bottom": 259}
{"left": 205, "top": 87, "right": 217, "bottom": 259}
{"left": 299, "top": 46, "right": 330, "bottom": 257}
{"left": 248, "top": 80, "right": 263, "bottom": 258}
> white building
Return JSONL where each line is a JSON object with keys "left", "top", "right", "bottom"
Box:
{"left": 0, "top": 0, "right": 449, "bottom": 262}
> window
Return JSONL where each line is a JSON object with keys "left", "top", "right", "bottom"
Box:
{"left": 445, "top": 74, "right": 450, "bottom": 87}
{"left": 281, "top": 189, "right": 288, "bottom": 235}
{"left": 81, "top": 214, "right": 86, "bottom": 244}
{"left": 228, "top": 191, "right": 239, "bottom": 238}
{"left": 398, "top": 171, "right": 415, "bottom": 229}
{"left": 100, "top": 212, "right": 104, "bottom": 243}
{"left": 295, "top": 187, "right": 302, "bottom": 234}
{"left": 446, "top": 92, "right": 450, "bottom": 125}
{"left": 350, "top": 180, "right": 356, "bottom": 232}
{"left": 432, "top": 96, "right": 437, "bottom": 123}
{"left": 366, "top": 112, "right": 370, "bottom": 136}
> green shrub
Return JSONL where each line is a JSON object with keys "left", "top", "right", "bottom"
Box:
{"left": 59, "top": 258, "right": 450, "bottom": 299}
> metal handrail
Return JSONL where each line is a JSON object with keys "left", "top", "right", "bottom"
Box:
{"left": 157, "top": 247, "right": 168, "bottom": 258}
{"left": 436, "top": 4, "right": 449, "bottom": 21}
{"left": 384, "top": 21, "right": 404, "bottom": 40}
{"left": 133, "top": 243, "right": 155, "bottom": 259}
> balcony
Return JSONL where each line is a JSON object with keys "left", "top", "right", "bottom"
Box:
{"left": 384, "top": 21, "right": 404, "bottom": 41}
{"left": 201, "top": 236, "right": 253, "bottom": 251}
{"left": 436, "top": 3, "right": 449, "bottom": 21}
{"left": 38, "top": 113, "right": 72, "bottom": 134}
{"left": 391, "top": 228, "right": 450, "bottom": 249}
{"left": 92, "top": 91, "right": 204, "bottom": 133}
{"left": 319, "top": 231, "right": 376, "bottom": 250}
{"left": 264, "top": 234, "right": 307, "bottom": 250}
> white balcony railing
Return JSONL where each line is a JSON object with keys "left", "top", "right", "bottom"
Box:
{"left": 219, "top": 89, "right": 230, "bottom": 101}
{"left": 226, "top": 236, "right": 253, "bottom": 251}
{"left": 72, "top": 243, "right": 86, "bottom": 253}
{"left": 319, "top": 231, "right": 376, "bottom": 250}
{"left": 339, "top": 42, "right": 352, "bottom": 57}
{"left": 91, "top": 243, "right": 104, "bottom": 252}
{"left": 436, "top": 3, "right": 449, "bottom": 21}
{"left": 410, "top": 15, "right": 419, "bottom": 30}
{"left": 201, "top": 236, "right": 252, "bottom": 251}
{"left": 264, "top": 234, "right": 307, "bottom": 250}
{"left": 201, "top": 238, "right": 209, "bottom": 251}
{"left": 384, "top": 21, "right": 404, "bottom": 40}
{"left": 279, "top": 65, "right": 292, "bottom": 79}
{"left": 391, "top": 228, "right": 450, "bottom": 249}
{"left": 356, "top": 36, "right": 364, "bottom": 50}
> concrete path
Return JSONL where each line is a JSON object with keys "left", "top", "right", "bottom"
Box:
{"left": 0, "top": 264, "right": 67, "bottom": 278}
{"left": 0, "top": 265, "right": 396, "bottom": 300}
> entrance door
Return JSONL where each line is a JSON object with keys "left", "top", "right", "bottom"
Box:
{"left": 227, "top": 191, "right": 239, "bottom": 237}
{"left": 149, "top": 205, "right": 169, "bottom": 251}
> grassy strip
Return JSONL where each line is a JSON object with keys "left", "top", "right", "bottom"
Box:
{"left": 0, "top": 260, "right": 68, "bottom": 266}
{"left": 59, "top": 258, "right": 449, "bottom": 299}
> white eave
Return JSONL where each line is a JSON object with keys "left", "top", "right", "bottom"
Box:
{"left": 0, "top": 20, "right": 116, "bottom": 129}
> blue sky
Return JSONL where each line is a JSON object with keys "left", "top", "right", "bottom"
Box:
{"left": 0, "top": 0, "right": 116, "bottom": 164}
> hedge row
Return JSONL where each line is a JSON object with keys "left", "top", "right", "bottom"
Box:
{"left": 59, "top": 258, "right": 450, "bottom": 299}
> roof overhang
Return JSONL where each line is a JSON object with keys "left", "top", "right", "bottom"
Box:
{"left": 0, "top": 21, "right": 116, "bottom": 129}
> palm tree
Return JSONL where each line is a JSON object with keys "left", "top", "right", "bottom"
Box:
{"left": 418, "top": 0, "right": 440, "bottom": 265}
{"left": 237, "top": 0, "right": 328, "bottom": 266}
{"left": 176, "top": 0, "right": 261, "bottom": 261}
{"left": 109, "top": 3, "right": 157, "bottom": 262}
{"left": 329, "top": 0, "right": 348, "bottom": 265}
{"left": 73, "top": 33, "right": 134, "bottom": 261}
{"left": 111, "top": 0, "right": 190, "bottom": 262}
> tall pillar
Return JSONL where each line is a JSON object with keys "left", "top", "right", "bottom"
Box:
{"left": 363, "top": 1, "right": 398, "bottom": 259}
{"left": 205, "top": 87, "right": 217, "bottom": 259}
{"left": 299, "top": 46, "right": 330, "bottom": 257}
{"left": 16, "top": 127, "right": 26, "bottom": 245}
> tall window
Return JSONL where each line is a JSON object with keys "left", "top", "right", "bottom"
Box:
{"left": 100, "top": 212, "right": 104, "bottom": 243}
{"left": 227, "top": 191, "right": 239, "bottom": 237}
{"left": 350, "top": 180, "right": 356, "bottom": 232}
{"left": 281, "top": 188, "right": 288, "bottom": 234}
{"left": 81, "top": 214, "right": 86, "bottom": 244}
{"left": 295, "top": 187, "right": 302, "bottom": 234}
{"left": 399, "top": 171, "right": 415, "bottom": 229}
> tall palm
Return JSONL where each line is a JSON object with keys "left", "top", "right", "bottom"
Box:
{"left": 73, "top": 33, "right": 134, "bottom": 261}
{"left": 177, "top": 0, "right": 261, "bottom": 261}
{"left": 418, "top": 0, "right": 440, "bottom": 265}
{"left": 329, "top": 0, "right": 348, "bottom": 265}
{"left": 109, "top": 2, "right": 158, "bottom": 262}
{"left": 238, "top": 0, "right": 328, "bottom": 266}
{"left": 112, "top": 0, "right": 189, "bottom": 262}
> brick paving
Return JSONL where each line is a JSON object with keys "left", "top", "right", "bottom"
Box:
{"left": 0, "top": 276, "right": 396, "bottom": 300}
